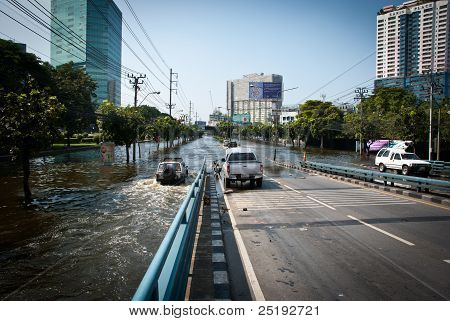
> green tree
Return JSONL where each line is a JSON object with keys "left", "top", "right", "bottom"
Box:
{"left": 0, "top": 88, "right": 65, "bottom": 203}
{"left": 217, "top": 121, "right": 234, "bottom": 138}
{"left": 0, "top": 39, "right": 52, "bottom": 93}
{"left": 97, "top": 102, "right": 141, "bottom": 163}
{"left": 343, "top": 87, "right": 427, "bottom": 146}
{"left": 51, "top": 62, "right": 97, "bottom": 146}
{"left": 297, "top": 100, "right": 343, "bottom": 148}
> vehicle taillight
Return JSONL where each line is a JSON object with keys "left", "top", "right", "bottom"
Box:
{"left": 260, "top": 164, "right": 263, "bottom": 173}
{"left": 227, "top": 163, "right": 230, "bottom": 175}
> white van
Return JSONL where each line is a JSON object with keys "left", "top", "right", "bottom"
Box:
{"left": 375, "top": 148, "right": 431, "bottom": 176}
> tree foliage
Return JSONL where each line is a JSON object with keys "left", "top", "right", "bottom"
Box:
{"left": 0, "top": 87, "right": 65, "bottom": 202}
{"left": 343, "top": 87, "right": 428, "bottom": 143}
{"left": 51, "top": 62, "right": 97, "bottom": 145}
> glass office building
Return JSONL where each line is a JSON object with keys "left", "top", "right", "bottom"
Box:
{"left": 50, "top": 0, "right": 122, "bottom": 106}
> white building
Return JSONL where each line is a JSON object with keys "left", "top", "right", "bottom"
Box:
{"left": 376, "top": 0, "right": 449, "bottom": 79}
{"left": 226, "top": 73, "right": 283, "bottom": 124}
{"left": 280, "top": 108, "right": 298, "bottom": 125}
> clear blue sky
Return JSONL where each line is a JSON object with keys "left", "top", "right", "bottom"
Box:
{"left": 0, "top": 0, "right": 406, "bottom": 121}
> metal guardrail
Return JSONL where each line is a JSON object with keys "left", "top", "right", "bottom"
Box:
{"left": 429, "top": 161, "right": 450, "bottom": 176}
{"left": 133, "top": 158, "right": 207, "bottom": 301}
{"left": 300, "top": 161, "right": 450, "bottom": 193}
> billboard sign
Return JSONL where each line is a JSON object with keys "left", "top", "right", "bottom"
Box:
{"left": 249, "top": 82, "right": 282, "bottom": 100}
{"left": 232, "top": 113, "right": 251, "bottom": 124}
{"left": 100, "top": 142, "right": 115, "bottom": 162}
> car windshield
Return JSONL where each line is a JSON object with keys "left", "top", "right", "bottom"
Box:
{"left": 228, "top": 153, "right": 256, "bottom": 161}
{"left": 401, "top": 153, "right": 420, "bottom": 160}
{"left": 158, "top": 163, "right": 181, "bottom": 171}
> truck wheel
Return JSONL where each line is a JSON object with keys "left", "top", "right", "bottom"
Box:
{"left": 250, "top": 179, "right": 255, "bottom": 187}
{"left": 402, "top": 165, "right": 409, "bottom": 176}
{"left": 379, "top": 163, "right": 385, "bottom": 172}
{"left": 256, "top": 178, "right": 263, "bottom": 188}
{"left": 225, "top": 178, "right": 230, "bottom": 188}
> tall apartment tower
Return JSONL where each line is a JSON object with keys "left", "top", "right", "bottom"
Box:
{"left": 375, "top": 0, "right": 449, "bottom": 100}
{"left": 50, "top": 0, "right": 122, "bottom": 106}
{"left": 226, "top": 73, "right": 283, "bottom": 124}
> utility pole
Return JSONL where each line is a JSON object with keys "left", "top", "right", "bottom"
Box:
{"left": 195, "top": 111, "right": 198, "bottom": 124}
{"left": 422, "top": 70, "right": 443, "bottom": 161}
{"left": 128, "top": 73, "right": 146, "bottom": 161}
{"left": 354, "top": 87, "right": 369, "bottom": 156}
{"left": 167, "top": 68, "right": 177, "bottom": 116}
{"left": 189, "top": 101, "right": 193, "bottom": 125}
{"left": 128, "top": 73, "right": 146, "bottom": 108}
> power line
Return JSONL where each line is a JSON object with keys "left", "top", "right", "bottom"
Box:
{"left": 120, "top": 8, "right": 169, "bottom": 80}
{"left": 5, "top": 0, "right": 133, "bottom": 79}
{"left": 299, "top": 52, "right": 375, "bottom": 103}
{"left": 121, "top": 0, "right": 170, "bottom": 71}
{"left": 85, "top": 0, "right": 169, "bottom": 90}
{"left": 28, "top": 0, "right": 140, "bottom": 77}
{"left": 328, "top": 77, "right": 375, "bottom": 100}
{"left": 0, "top": 9, "right": 144, "bottom": 107}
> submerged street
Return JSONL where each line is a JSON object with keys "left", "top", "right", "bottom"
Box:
{"left": 1, "top": 137, "right": 449, "bottom": 301}
{"left": 0, "top": 137, "right": 222, "bottom": 300}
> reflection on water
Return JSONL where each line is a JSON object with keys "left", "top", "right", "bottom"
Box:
{"left": 0, "top": 137, "right": 368, "bottom": 300}
{"left": 0, "top": 137, "right": 224, "bottom": 300}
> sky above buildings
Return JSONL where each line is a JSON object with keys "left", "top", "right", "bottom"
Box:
{"left": 0, "top": 0, "right": 407, "bottom": 121}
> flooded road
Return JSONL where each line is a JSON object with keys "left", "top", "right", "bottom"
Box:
{"left": 0, "top": 136, "right": 368, "bottom": 300}
{"left": 0, "top": 136, "right": 224, "bottom": 300}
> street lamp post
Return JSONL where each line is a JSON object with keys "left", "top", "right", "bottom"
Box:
{"left": 137, "top": 91, "right": 160, "bottom": 158}
{"left": 138, "top": 91, "right": 161, "bottom": 107}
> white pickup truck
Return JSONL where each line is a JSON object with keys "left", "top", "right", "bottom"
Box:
{"left": 375, "top": 148, "right": 431, "bottom": 176}
{"left": 221, "top": 147, "right": 263, "bottom": 188}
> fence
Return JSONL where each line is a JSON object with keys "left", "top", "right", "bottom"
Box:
{"left": 133, "top": 158, "right": 207, "bottom": 301}
{"left": 300, "top": 161, "right": 450, "bottom": 194}
{"left": 429, "top": 161, "right": 450, "bottom": 176}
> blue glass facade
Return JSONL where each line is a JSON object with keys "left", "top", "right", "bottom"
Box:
{"left": 375, "top": 72, "right": 449, "bottom": 102}
{"left": 50, "top": 0, "right": 122, "bottom": 106}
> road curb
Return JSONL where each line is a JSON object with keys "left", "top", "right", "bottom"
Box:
{"left": 271, "top": 160, "right": 450, "bottom": 207}
{"left": 208, "top": 174, "right": 231, "bottom": 301}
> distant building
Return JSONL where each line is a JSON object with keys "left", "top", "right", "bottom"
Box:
{"left": 280, "top": 108, "right": 298, "bottom": 125}
{"left": 14, "top": 42, "right": 26, "bottom": 53}
{"left": 50, "top": 0, "right": 122, "bottom": 106}
{"left": 375, "top": 0, "right": 449, "bottom": 101}
{"left": 195, "top": 121, "right": 206, "bottom": 130}
{"left": 208, "top": 109, "right": 226, "bottom": 127}
{"left": 227, "top": 73, "right": 283, "bottom": 124}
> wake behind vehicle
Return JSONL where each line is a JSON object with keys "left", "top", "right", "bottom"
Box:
{"left": 155, "top": 158, "right": 189, "bottom": 185}
{"left": 221, "top": 147, "right": 263, "bottom": 188}
{"left": 375, "top": 148, "right": 431, "bottom": 176}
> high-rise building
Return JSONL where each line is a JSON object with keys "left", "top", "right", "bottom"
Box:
{"left": 227, "top": 73, "right": 283, "bottom": 124}
{"left": 50, "top": 0, "right": 122, "bottom": 106}
{"left": 375, "top": 0, "right": 449, "bottom": 101}
{"left": 208, "top": 109, "right": 226, "bottom": 127}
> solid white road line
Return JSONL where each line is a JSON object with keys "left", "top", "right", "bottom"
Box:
{"left": 219, "top": 177, "right": 266, "bottom": 301}
{"left": 347, "top": 215, "right": 415, "bottom": 246}
{"left": 335, "top": 203, "right": 415, "bottom": 207}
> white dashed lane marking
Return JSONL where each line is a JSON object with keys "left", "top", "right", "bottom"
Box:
{"left": 347, "top": 215, "right": 415, "bottom": 246}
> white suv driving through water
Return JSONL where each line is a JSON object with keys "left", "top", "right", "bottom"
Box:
{"left": 375, "top": 148, "right": 431, "bottom": 176}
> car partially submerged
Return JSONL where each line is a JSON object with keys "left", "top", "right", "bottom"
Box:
{"left": 155, "top": 158, "right": 189, "bottom": 185}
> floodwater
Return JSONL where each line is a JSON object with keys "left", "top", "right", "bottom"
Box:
{"left": 0, "top": 136, "right": 368, "bottom": 300}
{"left": 0, "top": 136, "right": 223, "bottom": 300}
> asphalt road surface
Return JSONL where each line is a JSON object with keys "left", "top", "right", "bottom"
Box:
{"left": 221, "top": 163, "right": 450, "bottom": 300}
